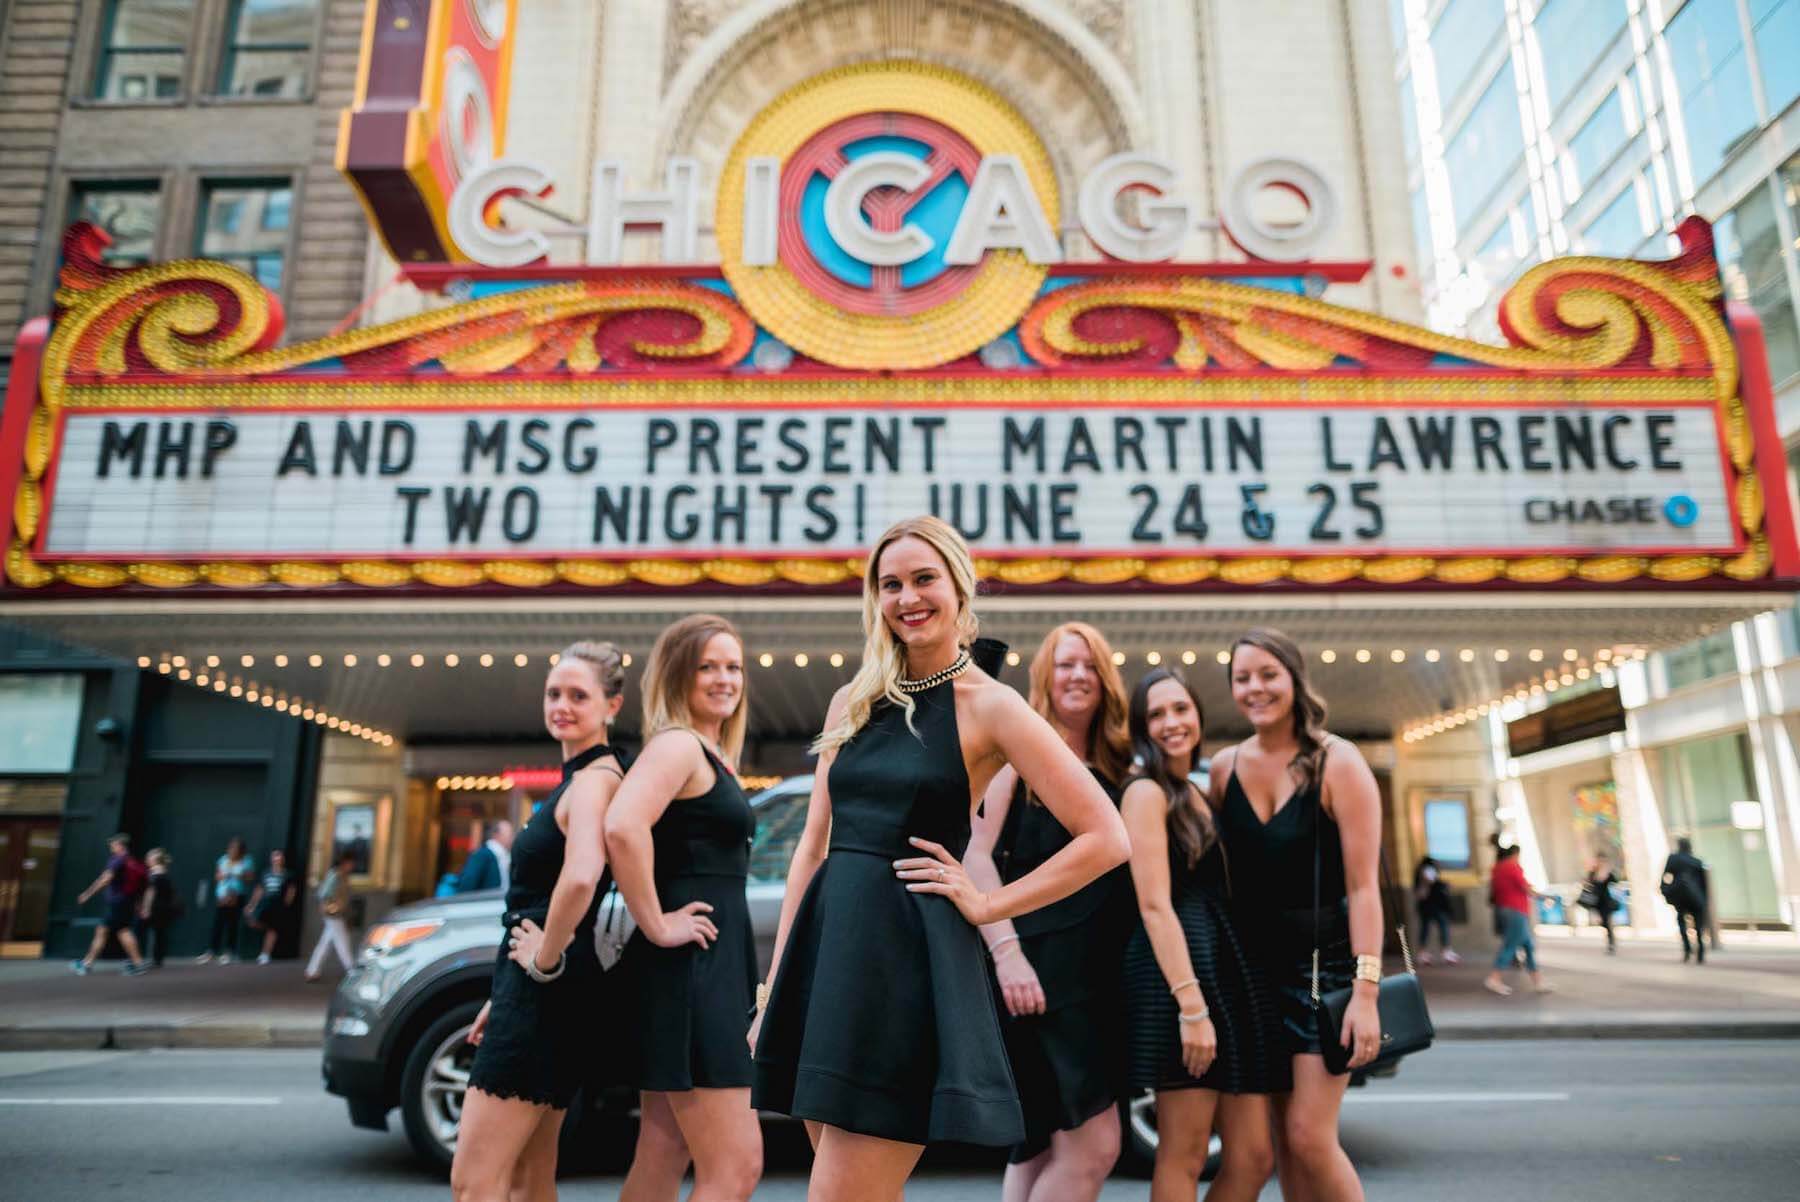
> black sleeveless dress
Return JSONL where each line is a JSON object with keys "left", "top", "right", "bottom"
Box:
{"left": 1218, "top": 760, "right": 1354, "bottom": 1057}
{"left": 752, "top": 680, "right": 1025, "bottom": 1147}
{"left": 466, "top": 742, "right": 624, "bottom": 1108}
{"left": 1122, "top": 805, "right": 1286, "bottom": 1095}
{"left": 995, "top": 771, "right": 1132, "bottom": 1161}
{"left": 624, "top": 735, "right": 757, "bottom": 1091}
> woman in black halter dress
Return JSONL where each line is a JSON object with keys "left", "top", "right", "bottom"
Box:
{"left": 749, "top": 516, "right": 1131, "bottom": 1202}
{"left": 452, "top": 642, "right": 630, "bottom": 1202}
{"left": 962, "top": 622, "right": 1134, "bottom": 1199}
{"left": 603, "top": 614, "right": 760, "bottom": 1202}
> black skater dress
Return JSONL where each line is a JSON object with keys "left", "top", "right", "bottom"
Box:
{"left": 624, "top": 734, "right": 758, "bottom": 1091}
{"left": 752, "top": 679, "right": 1025, "bottom": 1147}
{"left": 1218, "top": 762, "right": 1354, "bottom": 1058}
{"left": 994, "top": 772, "right": 1132, "bottom": 1161}
{"left": 467, "top": 743, "right": 624, "bottom": 1109}
{"left": 1123, "top": 806, "right": 1288, "bottom": 1095}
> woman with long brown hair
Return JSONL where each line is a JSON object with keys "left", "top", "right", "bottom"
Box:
{"left": 962, "top": 622, "right": 1134, "bottom": 1202}
{"left": 1121, "top": 668, "right": 1282, "bottom": 1201}
{"left": 1211, "top": 628, "right": 1383, "bottom": 1201}
{"left": 749, "top": 516, "right": 1130, "bottom": 1202}
{"left": 604, "top": 615, "right": 760, "bottom": 1202}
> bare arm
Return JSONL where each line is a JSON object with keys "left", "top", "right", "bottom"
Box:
{"left": 962, "top": 764, "right": 1020, "bottom": 950}
{"left": 77, "top": 871, "right": 111, "bottom": 905}
{"left": 518, "top": 765, "right": 617, "bottom": 971}
{"left": 1324, "top": 737, "right": 1386, "bottom": 1067}
{"left": 1122, "top": 781, "right": 1203, "bottom": 1008}
{"left": 602, "top": 731, "right": 709, "bottom": 945}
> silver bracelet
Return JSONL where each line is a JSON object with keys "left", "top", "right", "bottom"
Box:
{"left": 987, "top": 933, "right": 1021, "bottom": 956}
{"left": 1177, "top": 1007, "right": 1211, "bottom": 1025}
{"left": 523, "top": 951, "right": 566, "bottom": 983}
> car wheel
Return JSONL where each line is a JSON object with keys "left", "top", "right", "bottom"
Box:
{"left": 1116, "top": 1090, "right": 1223, "bottom": 1180}
{"left": 400, "top": 1000, "right": 484, "bottom": 1176}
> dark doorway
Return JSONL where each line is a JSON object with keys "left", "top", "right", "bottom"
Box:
{"left": 140, "top": 764, "right": 271, "bottom": 960}
{"left": 0, "top": 819, "right": 62, "bottom": 952}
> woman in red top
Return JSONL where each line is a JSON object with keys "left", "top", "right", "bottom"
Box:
{"left": 1485, "top": 844, "right": 1553, "bottom": 996}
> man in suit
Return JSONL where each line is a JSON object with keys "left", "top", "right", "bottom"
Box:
{"left": 1661, "top": 836, "right": 1711, "bottom": 964}
{"left": 456, "top": 820, "right": 514, "bottom": 893}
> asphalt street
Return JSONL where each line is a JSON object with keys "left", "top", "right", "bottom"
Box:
{"left": 0, "top": 1041, "right": 1795, "bottom": 1200}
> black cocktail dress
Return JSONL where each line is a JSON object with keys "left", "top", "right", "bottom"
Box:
{"left": 752, "top": 680, "right": 1024, "bottom": 1146}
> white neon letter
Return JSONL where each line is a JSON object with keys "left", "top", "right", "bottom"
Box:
{"left": 1078, "top": 152, "right": 1190, "bottom": 262}
{"left": 944, "top": 155, "right": 1061, "bottom": 265}
{"left": 447, "top": 158, "right": 554, "bottom": 268}
{"left": 1219, "top": 157, "right": 1338, "bottom": 262}
{"left": 741, "top": 156, "right": 781, "bottom": 266}
{"left": 587, "top": 157, "right": 701, "bottom": 265}
{"left": 823, "top": 152, "right": 935, "bottom": 266}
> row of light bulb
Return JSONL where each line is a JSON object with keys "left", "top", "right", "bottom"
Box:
{"left": 435, "top": 775, "right": 514, "bottom": 791}
{"left": 139, "top": 651, "right": 621, "bottom": 671}
{"left": 1400, "top": 649, "right": 1647, "bottom": 744}
{"left": 136, "top": 656, "right": 395, "bottom": 746}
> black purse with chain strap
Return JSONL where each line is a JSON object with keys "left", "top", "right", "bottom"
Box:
{"left": 1311, "top": 789, "right": 1435, "bottom": 1075}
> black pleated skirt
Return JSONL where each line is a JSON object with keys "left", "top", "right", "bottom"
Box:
{"left": 1123, "top": 888, "right": 1288, "bottom": 1095}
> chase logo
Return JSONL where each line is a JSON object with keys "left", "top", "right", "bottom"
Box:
{"left": 1664, "top": 494, "right": 1699, "bottom": 527}
{"left": 717, "top": 61, "right": 1059, "bottom": 370}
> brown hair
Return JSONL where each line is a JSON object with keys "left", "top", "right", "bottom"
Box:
{"left": 1026, "top": 622, "right": 1131, "bottom": 793}
{"left": 1229, "top": 626, "right": 1331, "bottom": 793}
{"left": 1128, "top": 668, "right": 1214, "bottom": 868}
{"left": 556, "top": 640, "right": 626, "bottom": 700}
{"left": 641, "top": 615, "right": 748, "bottom": 761}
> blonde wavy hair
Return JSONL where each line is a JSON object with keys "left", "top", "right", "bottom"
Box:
{"left": 1026, "top": 622, "right": 1132, "bottom": 792}
{"left": 641, "top": 614, "right": 748, "bottom": 762}
{"left": 813, "top": 515, "right": 979, "bottom": 755}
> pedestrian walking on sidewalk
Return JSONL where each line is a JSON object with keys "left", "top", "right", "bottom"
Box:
{"left": 70, "top": 834, "right": 149, "bottom": 976}
{"left": 1484, "top": 845, "right": 1553, "bottom": 996}
{"left": 1579, "top": 853, "right": 1621, "bottom": 954}
{"left": 137, "top": 848, "right": 177, "bottom": 967}
{"left": 452, "top": 642, "right": 652, "bottom": 1202}
{"left": 962, "top": 623, "right": 1136, "bottom": 1202}
{"left": 1213, "top": 628, "right": 1385, "bottom": 1202}
{"left": 1412, "top": 856, "right": 1459, "bottom": 965}
{"left": 1661, "top": 837, "right": 1711, "bottom": 965}
{"left": 305, "top": 854, "right": 358, "bottom": 981}
{"left": 1126, "top": 668, "right": 1283, "bottom": 1202}
{"left": 456, "top": 820, "right": 514, "bottom": 894}
{"left": 246, "top": 849, "right": 298, "bottom": 964}
{"left": 198, "top": 837, "right": 254, "bottom": 964}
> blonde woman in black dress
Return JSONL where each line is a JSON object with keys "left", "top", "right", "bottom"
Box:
{"left": 1121, "top": 668, "right": 1282, "bottom": 1202}
{"left": 451, "top": 643, "right": 631, "bottom": 1202}
{"left": 963, "top": 621, "right": 1134, "bottom": 1202}
{"left": 749, "top": 515, "right": 1131, "bottom": 1202}
{"left": 604, "top": 614, "right": 760, "bottom": 1202}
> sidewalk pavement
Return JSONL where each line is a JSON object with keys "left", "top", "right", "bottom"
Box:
{"left": 1, "top": 928, "right": 1796, "bottom": 1050}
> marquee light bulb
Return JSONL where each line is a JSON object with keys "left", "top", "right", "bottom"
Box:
{"left": 621, "top": 654, "right": 632, "bottom": 667}
{"left": 1146, "top": 651, "right": 1162, "bottom": 665}
{"left": 1320, "top": 649, "right": 1337, "bottom": 663}
{"left": 1116, "top": 651, "right": 1130, "bottom": 666}
{"left": 172, "top": 656, "right": 187, "bottom": 667}
{"left": 309, "top": 654, "right": 323, "bottom": 667}
{"left": 1458, "top": 648, "right": 1475, "bottom": 662}
{"left": 206, "top": 655, "right": 220, "bottom": 668}
{"left": 1182, "top": 650, "right": 1198, "bottom": 665}
{"left": 274, "top": 654, "right": 288, "bottom": 667}
{"left": 830, "top": 653, "right": 845, "bottom": 668}
{"left": 794, "top": 653, "right": 809, "bottom": 667}
{"left": 158, "top": 662, "right": 172, "bottom": 675}
{"left": 377, "top": 654, "right": 391, "bottom": 667}
{"left": 1005, "top": 651, "right": 1021, "bottom": 666}
{"left": 178, "top": 669, "right": 191, "bottom": 681}
{"left": 241, "top": 655, "right": 254, "bottom": 668}
{"left": 1425, "top": 649, "right": 1440, "bottom": 662}
{"left": 1355, "top": 649, "right": 1372, "bottom": 663}
{"left": 445, "top": 654, "right": 460, "bottom": 667}
{"left": 759, "top": 653, "right": 774, "bottom": 668}
{"left": 196, "top": 673, "right": 209, "bottom": 686}
{"left": 1215, "top": 650, "right": 1230, "bottom": 665}
{"left": 344, "top": 654, "right": 358, "bottom": 667}
{"left": 1528, "top": 648, "right": 1544, "bottom": 662}
{"left": 480, "top": 653, "right": 494, "bottom": 667}
{"left": 514, "top": 653, "right": 528, "bottom": 667}
{"left": 1390, "top": 649, "right": 1406, "bottom": 663}
{"left": 1563, "top": 648, "right": 1578, "bottom": 661}
{"left": 411, "top": 653, "right": 425, "bottom": 667}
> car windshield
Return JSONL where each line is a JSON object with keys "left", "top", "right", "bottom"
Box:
{"left": 749, "top": 785, "right": 809, "bottom": 884}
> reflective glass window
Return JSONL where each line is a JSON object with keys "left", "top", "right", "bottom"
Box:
{"left": 1717, "top": 177, "right": 1800, "bottom": 385}
{"left": 198, "top": 179, "right": 292, "bottom": 291}
{"left": 1445, "top": 62, "right": 1526, "bottom": 230}
{"left": 93, "top": 0, "right": 193, "bottom": 100}
{"left": 1411, "top": 187, "right": 1436, "bottom": 267}
{"left": 1401, "top": 73, "right": 1420, "bottom": 162}
{"left": 217, "top": 0, "right": 318, "bottom": 98}
{"left": 1568, "top": 89, "right": 1630, "bottom": 191}
{"left": 66, "top": 181, "right": 162, "bottom": 267}
{"left": 0, "top": 676, "right": 84, "bottom": 774}
{"left": 1664, "top": 0, "right": 1759, "bottom": 184}
{"left": 1431, "top": 0, "right": 1508, "bottom": 104}
{"left": 1750, "top": 0, "right": 1800, "bottom": 117}
{"left": 1579, "top": 182, "right": 1648, "bottom": 255}
{"left": 1534, "top": 0, "right": 1628, "bottom": 110}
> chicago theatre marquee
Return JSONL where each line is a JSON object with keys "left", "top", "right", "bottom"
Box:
{"left": 3, "top": 0, "right": 1796, "bottom": 948}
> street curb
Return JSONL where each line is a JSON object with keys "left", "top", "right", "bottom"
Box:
{"left": 0, "top": 1025, "right": 323, "bottom": 1051}
{"left": 1437, "top": 1022, "right": 1800, "bottom": 1040}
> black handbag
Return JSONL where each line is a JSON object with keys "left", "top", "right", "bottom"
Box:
{"left": 1311, "top": 789, "right": 1434, "bottom": 1076}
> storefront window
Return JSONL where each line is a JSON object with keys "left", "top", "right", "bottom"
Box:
{"left": 93, "top": 0, "right": 193, "bottom": 100}
{"left": 1535, "top": 0, "right": 1628, "bottom": 110}
{"left": 0, "top": 675, "right": 84, "bottom": 774}
{"left": 1655, "top": 732, "right": 1782, "bottom": 921}
{"left": 216, "top": 0, "right": 318, "bottom": 99}
{"left": 1567, "top": 89, "right": 1631, "bottom": 191}
{"left": 1716, "top": 179, "right": 1800, "bottom": 386}
{"left": 197, "top": 179, "right": 292, "bottom": 290}
{"left": 1422, "top": 797, "right": 1472, "bottom": 869}
{"left": 67, "top": 181, "right": 162, "bottom": 267}
{"left": 1446, "top": 63, "right": 1526, "bottom": 234}
{"left": 1664, "top": 0, "right": 1759, "bottom": 185}
{"left": 1750, "top": 0, "right": 1800, "bottom": 118}
{"left": 1579, "top": 180, "right": 1649, "bottom": 256}
{"left": 1661, "top": 627, "right": 1739, "bottom": 688}
{"left": 1431, "top": 0, "right": 1507, "bottom": 105}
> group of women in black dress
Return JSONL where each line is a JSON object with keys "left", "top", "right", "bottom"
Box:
{"left": 449, "top": 514, "right": 1385, "bottom": 1202}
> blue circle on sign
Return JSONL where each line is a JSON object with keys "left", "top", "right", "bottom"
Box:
{"left": 1664, "top": 494, "right": 1699, "bottom": 527}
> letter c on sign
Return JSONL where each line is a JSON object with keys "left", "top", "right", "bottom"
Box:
{"left": 824, "top": 152, "right": 936, "bottom": 267}
{"left": 448, "top": 159, "right": 555, "bottom": 268}
{"left": 1221, "top": 157, "right": 1337, "bottom": 262}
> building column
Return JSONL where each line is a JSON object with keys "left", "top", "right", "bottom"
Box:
{"left": 1609, "top": 745, "right": 1673, "bottom": 933}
